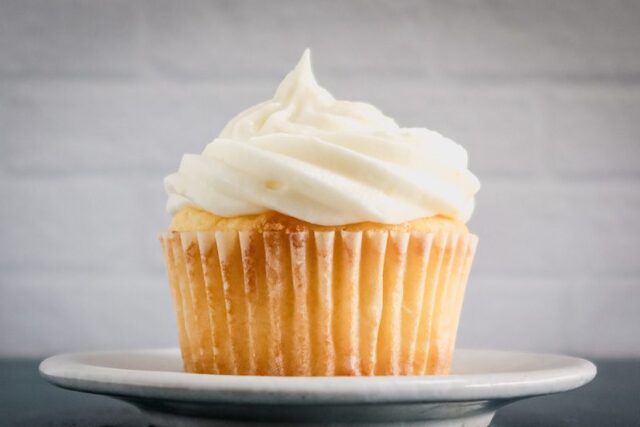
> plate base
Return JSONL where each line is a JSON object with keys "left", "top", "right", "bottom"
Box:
{"left": 138, "top": 403, "right": 497, "bottom": 427}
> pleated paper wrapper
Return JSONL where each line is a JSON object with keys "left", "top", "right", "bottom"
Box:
{"left": 160, "top": 230, "right": 477, "bottom": 376}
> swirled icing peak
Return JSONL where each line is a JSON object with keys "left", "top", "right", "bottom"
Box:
{"left": 165, "top": 49, "right": 480, "bottom": 225}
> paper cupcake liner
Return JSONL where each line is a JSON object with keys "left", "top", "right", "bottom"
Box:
{"left": 160, "top": 230, "right": 477, "bottom": 376}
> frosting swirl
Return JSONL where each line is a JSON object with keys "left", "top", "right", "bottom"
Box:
{"left": 165, "top": 50, "right": 480, "bottom": 225}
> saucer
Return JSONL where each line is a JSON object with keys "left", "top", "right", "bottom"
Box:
{"left": 40, "top": 348, "right": 596, "bottom": 427}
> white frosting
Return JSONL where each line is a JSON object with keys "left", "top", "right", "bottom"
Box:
{"left": 165, "top": 50, "right": 480, "bottom": 225}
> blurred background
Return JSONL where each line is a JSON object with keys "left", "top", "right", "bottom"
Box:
{"left": 0, "top": 0, "right": 638, "bottom": 358}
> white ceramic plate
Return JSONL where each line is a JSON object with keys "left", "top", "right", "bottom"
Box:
{"left": 40, "top": 348, "right": 596, "bottom": 427}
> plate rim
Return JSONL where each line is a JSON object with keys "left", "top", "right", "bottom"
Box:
{"left": 39, "top": 348, "right": 597, "bottom": 404}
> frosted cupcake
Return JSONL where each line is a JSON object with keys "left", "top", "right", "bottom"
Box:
{"left": 161, "top": 50, "right": 480, "bottom": 376}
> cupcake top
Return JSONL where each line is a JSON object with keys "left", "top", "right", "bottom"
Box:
{"left": 165, "top": 50, "right": 480, "bottom": 226}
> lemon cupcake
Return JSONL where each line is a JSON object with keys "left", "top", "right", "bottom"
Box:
{"left": 161, "top": 50, "right": 480, "bottom": 376}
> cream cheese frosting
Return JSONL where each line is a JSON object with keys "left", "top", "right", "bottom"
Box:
{"left": 165, "top": 50, "right": 480, "bottom": 225}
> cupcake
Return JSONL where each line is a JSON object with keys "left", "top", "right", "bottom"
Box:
{"left": 161, "top": 50, "right": 480, "bottom": 376}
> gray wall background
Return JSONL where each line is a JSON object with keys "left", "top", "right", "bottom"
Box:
{"left": 1, "top": 0, "right": 639, "bottom": 357}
